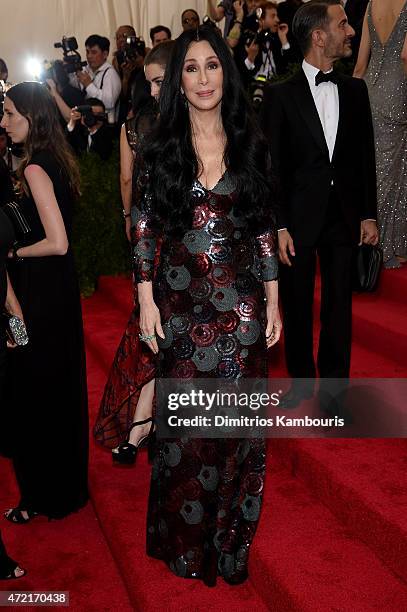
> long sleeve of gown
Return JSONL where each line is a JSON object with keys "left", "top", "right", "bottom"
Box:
{"left": 254, "top": 227, "right": 279, "bottom": 282}
{"left": 131, "top": 169, "right": 162, "bottom": 283}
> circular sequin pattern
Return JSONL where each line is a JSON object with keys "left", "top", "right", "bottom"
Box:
{"left": 169, "top": 314, "right": 192, "bottom": 336}
{"left": 206, "top": 217, "right": 234, "bottom": 241}
{"left": 186, "top": 253, "right": 212, "bottom": 278}
{"left": 215, "top": 334, "right": 238, "bottom": 357}
{"left": 236, "top": 320, "right": 260, "bottom": 345}
{"left": 183, "top": 229, "right": 211, "bottom": 254}
{"left": 235, "top": 296, "right": 257, "bottom": 321}
{"left": 210, "top": 265, "right": 234, "bottom": 287}
{"left": 198, "top": 465, "right": 219, "bottom": 491}
{"left": 166, "top": 266, "right": 191, "bottom": 291}
{"left": 193, "top": 204, "right": 211, "bottom": 229}
{"left": 173, "top": 337, "right": 195, "bottom": 360}
{"left": 134, "top": 238, "right": 155, "bottom": 260}
{"left": 193, "top": 303, "right": 216, "bottom": 324}
{"left": 192, "top": 347, "right": 220, "bottom": 372}
{"left": 235, "top": 274, "right": 256, "bottom": 296}
{"left": 171, "top": 360, "right": 197, "bottom": 379}
{"left": 216, "top": 359, "right": 241, "bottom": 378}
{"left": 208, "top": 243, "right": 232, "bottom": 264}
{"left": 210, "top": 287, "right": 239, "bottom": 312}
{"left": 157, "top": 324, "right": 174, "bottom": 349}
{"left": 191, "top": 324, "right": 217, "bottom": 347}
{"left": 163, "top": 442, "right": 182, "bottom": 467}
{"left": 190, "top": 278, "right": 214, "bottom": 302}
{"left": 216, "top": 311, "right": 239, "bottom": 333}
{"left": 241, "top": 494, "right": 261, "bottom": 522}
{"left": 180, "top": 500, "right": 204, "bottom": 525}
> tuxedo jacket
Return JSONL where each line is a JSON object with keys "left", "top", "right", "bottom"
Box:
{"left": 261, "top": 69, "right": 377, "bottom": 245}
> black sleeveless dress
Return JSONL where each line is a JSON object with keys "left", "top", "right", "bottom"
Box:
{"left": 0, "top": 209, "right": 14, "bottom": 400}
{"left": 3, "top": 150, "right": 89, "bottom": 519}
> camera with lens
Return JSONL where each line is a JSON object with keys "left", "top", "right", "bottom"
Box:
{"left": 76, "top": 105, "right": 107, "bottom": 129}
{"left": 243, "top": 27, "right": 273, "bottom": 50}
{"left": 54, "top": 36, "right": 87, "bottom": 74}
{"left": 116, "top": 36, "right": 146, "bottom": 66}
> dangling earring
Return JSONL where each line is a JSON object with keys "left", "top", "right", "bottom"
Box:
{"left": 180, "top": 89, "right": 188, "bottom": 108}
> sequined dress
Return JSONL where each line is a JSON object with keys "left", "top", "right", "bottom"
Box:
{"left": 132, "top": 171, "right": 278, "bottom": 585}
{"left": 364, "top": 1, "right": 407, "bottom": 266}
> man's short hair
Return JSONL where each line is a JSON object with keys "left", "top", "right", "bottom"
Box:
{"left": 259, "top": 1, "right": 278, "bottom": 18}
{"left": 85, "top": 98, "right": 106, "bottom": 111}
{"left": 150, "top": 25, "right": 171, "bottom": 43}
{"left": 292, "top": 0, "right": 342, "bottom": 56}
{"left": 85, "top": 35, "right": 110, "bottom": 53}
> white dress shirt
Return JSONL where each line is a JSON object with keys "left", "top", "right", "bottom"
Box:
{"left": 302, "top": 59, "right": 339, "bottom": 161}
{"left": 71, "top": 61, "right": 121, "bottom": 124}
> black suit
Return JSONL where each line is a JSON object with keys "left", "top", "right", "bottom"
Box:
{"left": 261, "top": 68, "right": 377, "bottom": 379}
{"left": 66, "top": 123, "right": 113, "bottom": 161}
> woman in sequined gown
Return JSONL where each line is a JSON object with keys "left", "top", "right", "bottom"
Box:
{"left": 354, "top": 0, "right": 407, "bottom": 268}
{"left": 133, "top": 26, "right": 281, "bottom": 586}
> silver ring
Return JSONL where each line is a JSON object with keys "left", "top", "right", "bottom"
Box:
{"left": 139, "top": 333, "right": 156, "bottom": 342}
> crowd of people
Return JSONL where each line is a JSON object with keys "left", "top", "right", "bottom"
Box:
{"left": 0, "top": 0, "right": 406, "bottom": 589}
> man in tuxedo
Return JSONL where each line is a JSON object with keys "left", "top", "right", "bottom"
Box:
{"left": 261, "top": 0, "right": 378, "bottom": 408}
{"left": 236, "top": 1, "right": 295, "bottom": 89}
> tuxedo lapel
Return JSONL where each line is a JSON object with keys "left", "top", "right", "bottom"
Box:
{"left": 290, "top": 70, "right": 330, "bottom": 159}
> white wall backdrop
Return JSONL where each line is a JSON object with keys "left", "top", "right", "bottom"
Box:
{"left": 0, "top": 0, "right": 208, "bottom": 83}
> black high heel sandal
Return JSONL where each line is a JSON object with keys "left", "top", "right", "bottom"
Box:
{"left": 4, "top": 508, "right": 39, "bottom": 525}
{"left": 0, "top": 534, "right": 26, "bottom": 580}
{"left": 112, "top": 417, "right": 155, "bottom": 465}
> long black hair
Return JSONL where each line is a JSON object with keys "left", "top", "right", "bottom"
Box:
{"left": 142, "top": 25, "right": 276, "bottom": 238}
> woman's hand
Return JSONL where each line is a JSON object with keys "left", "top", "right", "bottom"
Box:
{"left": 139, "top": 300, "right": 165, "bottom": 354}
{"left": 5, "top": 273, "right": 24, "bottom": 348}
{"left": 265, "top": 303, "right": 282, "bottom": 349}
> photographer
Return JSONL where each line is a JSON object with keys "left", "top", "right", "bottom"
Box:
{"left": 113, "top": 26, "right": 147, "bottom": 123}
{"left": 66, "top": 99, "right": 113, "bottom": 160}
{"left": 46, "top": 60, "right": 85, "bottom": 124}
{"left": 235, "top": 1, "right": 294, "bottom": 89}
{"left": 73, "top": 35, "right": 121, "bottom": 125}
{"left": 226, "top": 0, "right": 262, "bottom": 48}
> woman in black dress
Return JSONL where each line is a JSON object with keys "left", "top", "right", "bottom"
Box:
{"left": 134, "top": 27, "right": 281, "bottom": 585}
{"left": 0, "top": 82, "right": 88, "bottom": 522}
{"left": 95, "top": 42, "right": 175, "bottom": 459}
{"left": 0, "top": 208, "right": 25, "bottom": 578}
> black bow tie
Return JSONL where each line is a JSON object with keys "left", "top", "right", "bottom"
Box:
{"left": 315, "top": 70, "right": 339, "bottom": 86}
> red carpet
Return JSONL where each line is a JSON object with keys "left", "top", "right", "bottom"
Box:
{"left": 1, "top": 267, "right": 407, "bottom": 610}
